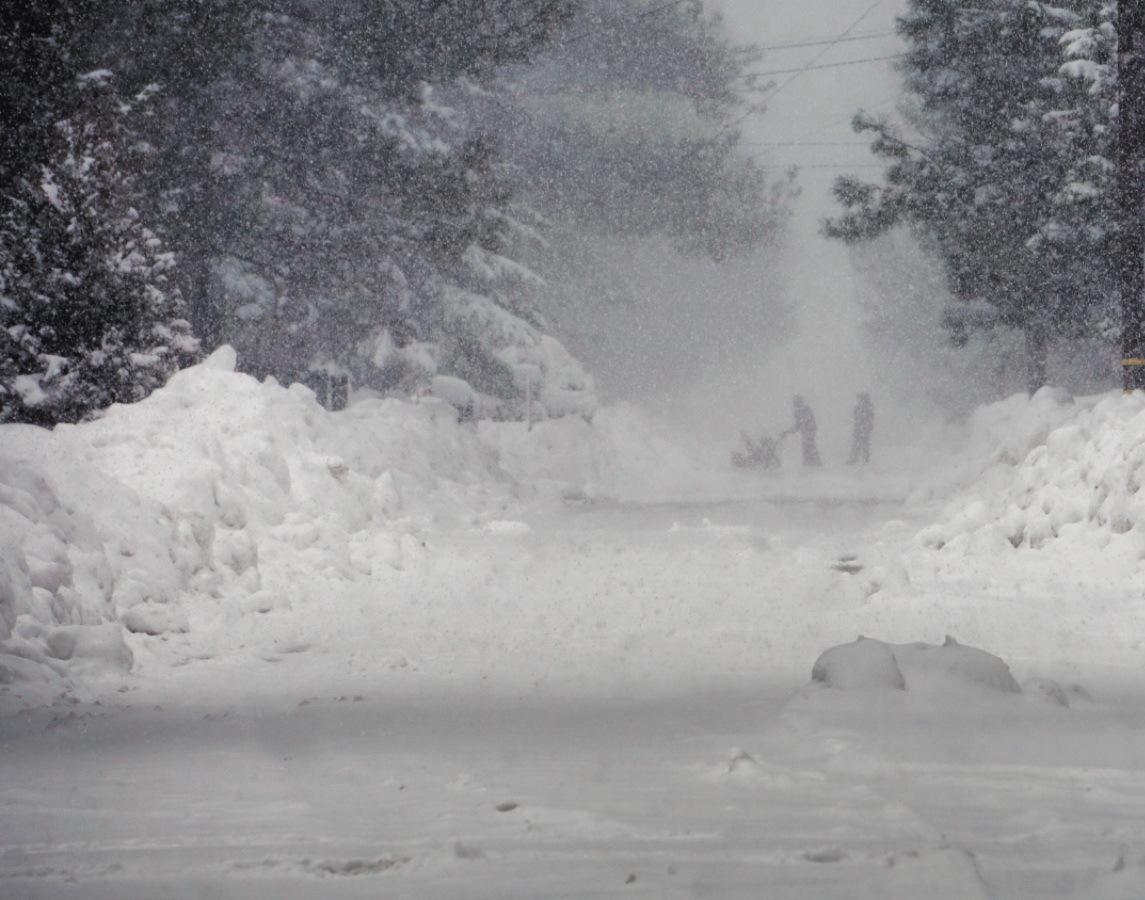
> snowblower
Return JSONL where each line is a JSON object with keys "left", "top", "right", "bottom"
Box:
{"left": 731, "top": 430, "right": 783, "bottom": 469}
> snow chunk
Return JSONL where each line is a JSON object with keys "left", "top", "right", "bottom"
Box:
{"left": 1022, "top": 677, "right": 1095, "bottom": 708}
{"left": 46, "top": 623, "right": 133, "bottom": 672}
{"left": 811, "top": 636, "right": 905, "bottom": 691}
{"left": 892, "top": 636, "right": 1021, "bottom": 694}
{"left": 202, "top": 345, "right": 238, "bottom": 371}
{"left": 121, "top": 603, "right": 190, "bottom": 636}
{"left": 811, "top": 636, "right": 1020, "bottom": 695}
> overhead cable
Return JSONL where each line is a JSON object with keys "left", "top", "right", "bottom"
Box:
{"left": 757, "top": 30, "right": 896, "bottom": 52}
{"left": 751, "top": 54, "right": 904, "bottom": 78}
{"left": 758, "top": 0, "right": 890, "bottom": 107}
{"left": 742, "top": 141, "right": 873, "bottom": 147}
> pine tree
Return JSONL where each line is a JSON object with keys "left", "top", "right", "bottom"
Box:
{"left": 824, "top": 0, "right": 1116, "bottom": 392}
{"left": 507, "top": 0, "right": 793, "bottom": 262}
{"left": 0, "top": 1, "right": 91, "bottom": 194}
{"left": 15, "top": 0, "right": 786, "bottom": 420}
{"left": 151, "top": 2, "right": 577, "bottom": 410}
{"left": 0, "top": 78, "right": 199, "bottom": 425}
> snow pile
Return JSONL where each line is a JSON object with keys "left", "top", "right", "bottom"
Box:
{"left": 0, "top": 346, "right": 729, "bottom": 693}
{"left": 811, "top": 635, "right": 1021, "bottom": 695}
{"left": 478, "top": 400, "right": 739, "bottom": 503}
{"left": 810, "top": 636, "right": 1097, "bottom": 707}
{"left": 0, "top": 432, "right": 198, "bottom": 693}
{"left": 918, "top": 389, "right": 1145, "bottom": 552}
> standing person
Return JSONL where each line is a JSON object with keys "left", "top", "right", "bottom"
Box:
{"left": 788, "top": 395, "right": 822, "bottom": 467}
{"left": 849, "top": 392, "right": 874, "bottom": 465}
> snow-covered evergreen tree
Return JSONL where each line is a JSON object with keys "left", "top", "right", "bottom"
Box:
{"left": 0, "top": 76, "right": 199, "bottom": 426}
{"left": 825, "top": 0, "right": 1117, "bottom": 391}
{"left": 1037, "top": 2, "right": 1117, "bottom": 329}
{"left": 21, "top": 0, "right": 786, "bottom": 420}
{"left": 507, "top": 0, "right": 793, "bottom": 263}
{"left": 68, "top": 1, "right": 580, "bottom": 416}
{"left": 162, "top": 3, "right": 583, "bottom": 415}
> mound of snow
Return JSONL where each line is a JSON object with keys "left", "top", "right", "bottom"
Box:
{"left": 916, "top": 389, "right": 1145, "bottom": 555}
{"left": 810, "top": 636, "right": 905, "bottom": 691}
{"left": 0, "top": 434, "right": 199, "bottom": 696}
{"left": 811, "top": 636, "right": 1020, "bottom": 695}
{"left": 1, "top": 346, "right": 524, "bottom": 679}
{"left": 909, "top": 386, "right": 1081, "bottom": 508}
{"left": 1, "top": 346, "right": 740, "bottom": 693}
{"left": 478, "top": 401, "right": 740, "bottom": 503}
{"left": 1021, "top": 676, "right": 1095, "bottom": 709}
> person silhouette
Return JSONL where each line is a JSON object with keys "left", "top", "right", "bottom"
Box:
{"left": 787, "top": 395, "right": 822, "bottom": 467}
{"left": 849, "top": 392, "right": 874, "bottom": 465}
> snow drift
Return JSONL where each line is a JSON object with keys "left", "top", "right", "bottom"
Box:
{"left": 0, "top": 346, "right": 736, "bottom": 696}
{"left": 3, "top": 353, "right": 1144, "bottom": 702}
{"left": 919, "top": 389, "right": 1145, "bottom": 553}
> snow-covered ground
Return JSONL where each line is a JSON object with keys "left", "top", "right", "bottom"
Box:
{"left": 3, "top": 350, "right": 1145, "bottom": 898}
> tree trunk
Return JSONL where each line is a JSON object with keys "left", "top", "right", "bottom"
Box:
{"left": 1026, "top": 323, "right": 1048, "bottom": 397}
{"left": 180, "top": 246, "right": 222, "bottom": 355}
{"left": 1119, "top": 1, "right": 1145, "bottom": 391}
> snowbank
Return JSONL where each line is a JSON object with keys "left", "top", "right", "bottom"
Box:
{"left": 478, "top": 401, "right": 741, "bottom": 503}
{"left": 918, "top": 389, "right": 1145, "bottom": 553}
{"left": 0, "top": 426, "right": 199, "bottom": 694}
{"left": 0, "top": 347, "right": 730, "bottom": 697}
{"left": 5, "top": 345, "right": 1145, "bottom": 704}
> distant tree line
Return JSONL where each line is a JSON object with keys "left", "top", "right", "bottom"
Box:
{"left": 825, "top": 0, "right": 1121, "bottom": 393}
{"left": 0, "top": 0, "right": 793, "bottom": 425}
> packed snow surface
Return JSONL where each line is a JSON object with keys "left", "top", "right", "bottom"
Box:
{"left": 3, "top": 352, "right": 1145, "bottom": 898}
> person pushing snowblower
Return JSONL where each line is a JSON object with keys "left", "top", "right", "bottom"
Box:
{"left": 731, "top": 395, "right": 822, "bottom": 470}
{"left": 780, "top": 394, "right": 822, "bottom": 467}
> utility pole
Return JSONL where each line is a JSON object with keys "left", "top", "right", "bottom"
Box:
{"left": 1120, "top": 0, "right": 1145, "bottom": 391}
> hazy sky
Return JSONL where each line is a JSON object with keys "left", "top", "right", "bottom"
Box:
{"left": 717, "top": 0, "right": 904, "bottom": 212}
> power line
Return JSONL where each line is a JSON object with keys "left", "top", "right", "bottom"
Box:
{"left": 758, "top": 30, "right": 896, "bottom": 52}
{"left": 758, "top": 0, "right": 890, "bottom": 108}
{"left": 553, "top": 0, "right": 899, "bottom": 172}
{"left": 752, "top": 54, "right": 903, "bottom": 78}
{"left": 758, "top": 163, "right": 887, "bottom": 169}
{"left": 742, "top": 141, "right": 871, "bottom": 147}
{"left": 785, "top": 94, "right": 900, "bottom": 140}
{"left": 564, "top": 7, "right": 896, "bottom": 55}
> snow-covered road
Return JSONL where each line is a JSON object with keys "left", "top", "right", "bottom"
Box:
{"left": 4, "top": 656, "right": 1145, "bottom": 898}
{"left": 5, "top": 491, "right": 1145, "bottom": 900}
